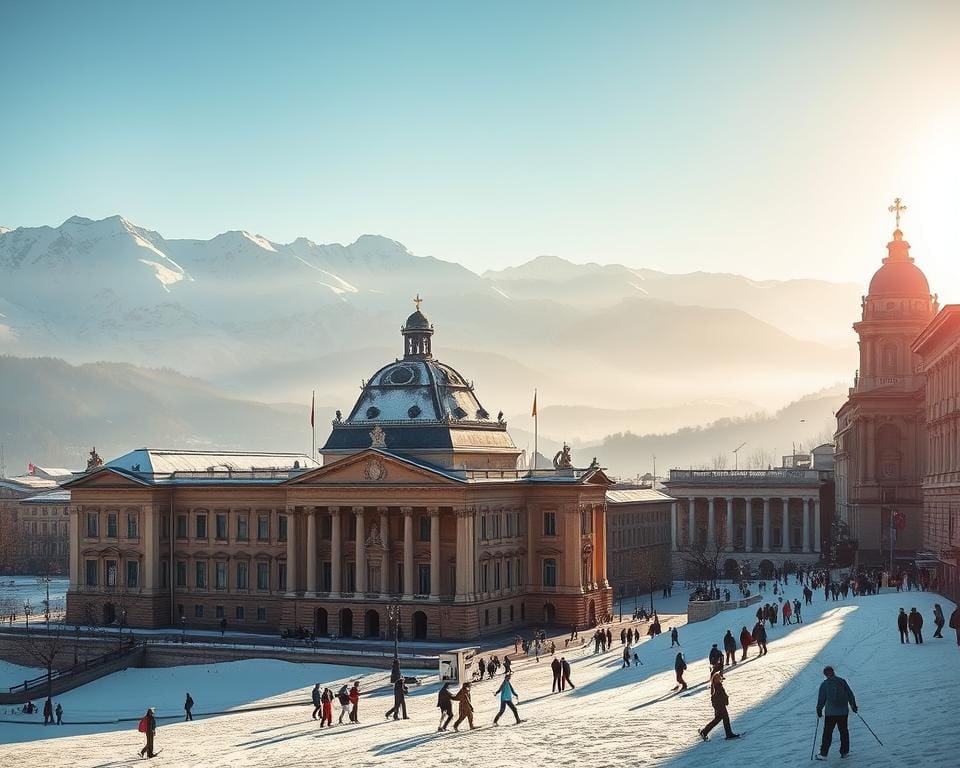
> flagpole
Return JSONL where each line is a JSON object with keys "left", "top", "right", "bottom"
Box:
{"left": 533, "top": 388, "right": 538, "bottom": 475}
{"left": 311, "top": 390, "right": 316, "bottom": 463}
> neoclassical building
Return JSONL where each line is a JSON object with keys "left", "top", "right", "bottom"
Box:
{"left": 63, "top": 305, "right": 612, "bottom": 640}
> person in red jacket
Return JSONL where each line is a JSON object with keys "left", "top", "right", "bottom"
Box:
{"left": 739, "top": 626, "right": 752, "bottom": 661}
{"left": 349, "top": 681, "right": 361, "bottom": 723}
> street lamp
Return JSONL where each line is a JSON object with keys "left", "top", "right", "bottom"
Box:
{"left": 649, "top": 575, "right": 655, "bottom": 615}
{"left": 618, "top": 584, "right": 624, "bottom": 621}
{"left": 386, "top": 599, "right": 401, "bottom": 660}
{"left": 180, "top": 614, "right": 186, "bottom": 643}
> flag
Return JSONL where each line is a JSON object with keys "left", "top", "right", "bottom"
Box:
{"left": 310, "top": 391, "right": 315, "bottom": 428}
{"left": 531, "top": 389, "right": 537, "bottom": 418}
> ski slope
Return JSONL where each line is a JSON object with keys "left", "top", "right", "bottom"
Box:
{"left": 1, "top": 580, "right": 957, "bottom": 767}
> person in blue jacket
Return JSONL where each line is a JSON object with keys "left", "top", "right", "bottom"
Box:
{"left": 816, "top": 665, "right": 858, "bottom": 760}
{"left": 492, "top": 672, "right": 522, "bottom": 725}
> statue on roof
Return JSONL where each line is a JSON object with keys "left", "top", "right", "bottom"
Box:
{"left": 553, "top": 443, "right": 573, "bottom": 470}
{"left": 86, "top": 446, "right": 103, "bottom": 472}
{"left": 369, "top": 425, "right": 387, "bottom": 448}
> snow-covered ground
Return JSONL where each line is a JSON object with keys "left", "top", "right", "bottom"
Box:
{"left": 0, "top": 576, "right": 69, "bottom": 616}
{"left": 0, "top": 659, "right": 45, "bottom": 689}
{"left": 1, "top": 580, "right": 957, "bottom": 766}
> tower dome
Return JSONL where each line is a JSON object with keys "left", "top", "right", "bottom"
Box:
{"left": 867, "top": 229, "right": 931, "bottom": 297}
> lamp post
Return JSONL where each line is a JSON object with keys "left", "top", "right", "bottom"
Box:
{"left": 617, "top": 584, "right": 624, "bottom": 621}
{"left": 386, "top": 599, "right": 401, "bottom": 660}
{"left": 119, "top": 608, "right": 127, "bottom": 650}
{"left": 180, "top": 614, "right": 186, "bottom": 644}
{"left": 649, "top": 575, "right": 655, "bottom": 615}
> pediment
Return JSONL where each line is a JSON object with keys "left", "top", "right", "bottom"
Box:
{"left": 64, "top": 467, "right": 152, "bottom": 489}
{"left": 285, "top": 450, "right": 464, "bottom": 487}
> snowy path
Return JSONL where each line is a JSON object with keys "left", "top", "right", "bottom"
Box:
{"left": 1, "top": 582, "right": 957, "bottom": 767}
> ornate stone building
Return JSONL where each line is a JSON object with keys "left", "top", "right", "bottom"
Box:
{"left": 63, "top": 305, "right": 613, "bottom": 639}
{"left": 605, "top": 487, "right": 673, "bottom": 596}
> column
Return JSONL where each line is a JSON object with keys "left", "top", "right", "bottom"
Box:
{"left": 762, "top": 497, "right": 771, "bottom": 552}
{"left": 402, "top": 507, "right": 414, "bottom": 599}
{"left": 306, "top": 508, "right": 317, "bottom": 595}
{"left": 744, "top": 497, "right": 754, "bottom": 552}
{"left": 329, "top": 507, "right": 342, "bottom": 597}
{"left": 781, "top": 498, "right": 791, "bottom": 553}
{"left": 379, "top": 506, "right": 390, "bottom": 597}
{"left": 687, "top": 498, "right": 696, "bottom": 547}
{"left": 69, "top": 507, "right": 80, "bottom": 587}
{"left": 285, "top": 506, "right": 298, "bottom": 595}
{"left": 725, "top": 497, "right": 735, "bottom": 551}
{"left": 813, "top": 498, "right": 822, "bottom": 553}
{"left": 429, "top": 506, "right": 441, "bottom": 598}
{"left": 707, "top": 497, "right": 716, "bottom": 548}
{"left": 802, "top": 497, "right": 812, "bottom": 553}
{"left": 353, "top": 506, "right": 366, "bottom": 595}
{"left": 670, "top": 501, "right": 678, "bottom": 552}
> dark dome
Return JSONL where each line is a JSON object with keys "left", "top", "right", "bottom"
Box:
{"left": 404, "top": 310, "right": 432, "bottom": 330}
{"left": 868, "top": 260, "right": 930, "bottom": 297}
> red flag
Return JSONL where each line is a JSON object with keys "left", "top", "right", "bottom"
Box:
{"left": 310, "top": 391, "right": 315, "bottom": 428}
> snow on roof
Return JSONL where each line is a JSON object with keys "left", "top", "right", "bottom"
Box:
{"left": 606, "top": 488, "right": 675, "bottom": 504}
{"left": 105, "top": 449, "right": 320, "bottom": 475}
{"left": 0, "top": 475, "right": 61, "bottom": 491}
{"left": 21, "top": 489, "right": 71, "bottom": 504}
{"left": 30, "top": 466, "right": 75, "bottom": 479}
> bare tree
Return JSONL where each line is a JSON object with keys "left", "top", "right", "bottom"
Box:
{"left": 711, "top": 453, "right": 729, "bottom": 470}
{"left": 746, "top": 448, "right": 775, "bottom": 470}
{"left": 23, "top": 618, "right": 71, "bottom": 696}
{"left": 680, "top": 540, "right": 727, "bottom": 591}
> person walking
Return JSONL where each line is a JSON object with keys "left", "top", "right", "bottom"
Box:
{"left": 723, "top": 630, "right": 737, "bottom": 667}
{"left": 138, "top": 707, "right": 157, "bottom": 759}
{"left": 782, "top": 600, "right": 793, "bottom": 625}
{"left": 897, "top": 607, "right": 910, "bottom": 643}
{"left": 671, "top": 627, "right": 680, "bottom": 647}
{"left": 815, "top": 665, "right": 857, "bottom": 760}
{"left": 320, "top": 687, "right": 333, "bottom": 727}
{"left": 950, "top": 606, "right": 960, "bottom": 646}
{"left": 752, "top": 621, "right": 768, "bottom": 656}
{"left": 492, "top": 672, "right": 522, "bottom": 725}
{"left": 390, "top": 656, "right": 402, "bottom": 684}
{"left": 560, "top": 656, "right": 575, "bottom": 690}
{"left": 622, "top": 643, "right": 632, "bottom": 668}
{"left": 708, "top": 643, "right": 723, "bottom": 674}
{"left": 673, "top": 652, "right": 687, "bottom": 691}
{"left": 698, "top": 671, "right": 739, "bottom": 741}
{"left": 452, "top": 682, "right": 477, "bottom": 731}
{"left": 311, "top": 684, "right": 321, "bottom": 720}
{"left": 551, "top": 656, "right": 562, "bottom": 692}
{"left": 54, "top": 702, "right": 63, "bottom": 725}
{"left": 739, "top": 626, "right": 752, "bottom": 661}
{"left": 933, "top": 604, "right": 945, "bottom": 639}
{"left": 43, "top": 697, "right": 53, "bottom": 726}
{"left": 385, "top": 676, "right": 409, "bottom": 720}
{"left": 437, "top": 682, "right": 454, "bottom": 731}
{"left": 349, "top": 681, "right": 361, "bottom": 722}
{"left": 336, "top": 684, "right": 352, "bottom": 725}
{"left": 184, "top": 692, "right": 194, "bottom": 721}
{"left": 908, "top": 607, "right": 924, "bottom": 644}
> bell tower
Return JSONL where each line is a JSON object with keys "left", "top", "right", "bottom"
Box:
{"left": 401, "top": 294, "right": 434, "bottom": 359}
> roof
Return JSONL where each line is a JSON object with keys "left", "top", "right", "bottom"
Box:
{"left": 105, "top": 448, "right": 319, "bottom": 474}
{"left": 606, "top": 488, "right": 675, "bottom": 504}
{"left": 21, "top": 489, "right": 71, "bottom": 504}
{"left": 868, "top": 232, "right": 930, "bottom": 297}
{"left": 912, "top": 305, "right": 960, "bottom": 355}
{"left": 0, "top": 475, "right": 61, "bottom": 492}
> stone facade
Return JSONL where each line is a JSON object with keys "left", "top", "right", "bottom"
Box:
{"left": 605, "top": 487, "right": 673, "bottom": 598}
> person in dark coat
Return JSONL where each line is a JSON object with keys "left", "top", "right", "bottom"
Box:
{"left": 390, "top": 657, "right": 402, "bottom": 684}
{"left": 671, "top": 626, "right": 680, "bottom": 647}
{"left": 43, "top": 697, "right": 53, "bottom": 725}
{"left": 897, "top": 607, "right": 910, "bottom": 643}
{"left": 673, "top": 652, "right": 687, "bottom": 691}
{"left": 933, "top": 604, "right": 945, "bottom": 638}
{"left": 184, "top": 692, "right": 194, "bottom": 721}
{"left": 54, "top": 702, "right": 63, "bottom": 725}
{"left": 561, "top": 656, "right": 575, "bottom": 690}
{"left": 708, "top": 643, "right": 723, "bottom": 674}
{"left": 551, "top": 656, "right": 562, "bottom": 692}
{"left": 739, "top": 626, "right": 752, "bottom": 661}
{"left": 385, "top": 677, "right": 409, "bottom": 720}
{"left": 752, "top": 621, "right": 768, "bottom": 656}
{"left": 723, "top": 630, "right": 737, "bottom": 667}
{"left": 698, "top": 672, "right": 739, "bottom": 741}
{"left": 908, "top": 607, "right": 924, "bottom": 644}
{"left": 336, "top": 684, "right": 351, "bottom": 724}
{"left": 478, "top": 657, "right": 487, "bottom": 680}
{"left": 622, "top": 644, "right": 632, "bottom": 668}
{"left": 436, "top": 682, "right": 454, "bottom": 731}
{"left": 815, "top": 665, "right": 857, "bottom": 760}
{"left": 311, "top": 684, "right": 321, "bottom": 720}
{"left": 138, "top": 707, "right": 157, "bottom": 758}
{"left": 950, "top": 606, "right": 960, "bottom": 646}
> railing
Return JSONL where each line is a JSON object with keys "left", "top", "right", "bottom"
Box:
{"left": 7, "top": 639, "right": 141, "bottom": 695}
{"left": 668, "top": 469, "right": 822, "bottom": 483}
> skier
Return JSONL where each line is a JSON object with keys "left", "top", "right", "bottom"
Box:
{"left": 950, "top": 606, "right": 960, "bottom": 646}
{"left": 723, "top": 630, "right": 737, "bottom": 667}
{"left": 138, "top": 706, "right": 157, "bottom": 758}
{"left": 385, "top": 676, "right": 409, "bottom": 720}
{"left": 708, "top": 643, "right": 723, "bottom": 674}
{"left": 551, "top": 655, "right": 562, "bottom": 692}
{"left": 898, "top": 607, "right": 910, "bottom": 643}
{"left": 320, "top": 687, "right": 333, "bottom": 727}
{"left": 437, "top": 682, "right": 454, "bottom": 731}
{"left": 452, "top": 682, "right": 477, "bottom": 731}
{"left": 54, "top": 702, "right": 63, "bottom": 725}
{"left": 908, "top": 607, "right": 924, "bottom": 644}
{"left": 622, "top": 643, "right": 632, "bottom": 668}
{"left": 492, "top": 672, "right": 522, "bottom": 725}
{"left": 673, "top": 652, "right": 687, "bottom": 691}
{"left": 561, "top": 656, "right": 575, "bottom": 690}
{"left": 739, "top": 626, "right": 752, "bottom": 661}
{"left": 336, "top": 684, "right": 351, "bottom": 724}
{"left": 933, "top": 604, "right": 945, "bottom": 638}
{"left": 815, "top": 665, "right": 857, "bottom": 760}
{"left": 698, "top": 671, "right": 739, "bottom": 741}
{"left": 184, "top": 692, "right": 194, "bottom": 721}
{"left": 671, "top": 626, "right": 680, "bottom": 647}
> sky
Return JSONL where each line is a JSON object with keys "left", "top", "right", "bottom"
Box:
{"left": 2, "top": 0, "right": 959, "bottom": 294}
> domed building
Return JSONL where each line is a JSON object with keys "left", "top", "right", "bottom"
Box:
{"left": 63, "top": 301, "right": 613, "bottom": 641}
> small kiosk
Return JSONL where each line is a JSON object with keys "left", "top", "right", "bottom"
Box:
{"left": 439, "top": 646, "right": 479, "bottom": 685}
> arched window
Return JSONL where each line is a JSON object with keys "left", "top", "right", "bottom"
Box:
{"left": 882, "top": 344, "right": 898, "bottom": 372}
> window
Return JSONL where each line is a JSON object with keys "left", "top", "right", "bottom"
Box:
{"left": 278, "top": 515, "right": 288, "bottom": 542}
{"left": 418, "top": 563, "right": 431, "bottom": 595}
{"left": 509, "top": 604, "right": 515, "bottom": 622}
{"left": 491, "top": 514, "right": 501, "bottom": 539}
{"left": 176, "top": 514, "right": 188, "bottom": 539}
{"left": 497, "top": 607, "right": 502, "bottom": 625}
{"left": 237, "top": 514, "right": 249, "bottom": 541}
{"left": 581, "top": 509, "right": 593, "bottom": 534}
{"left": 346, "top": 562, "right": 356, "bottom": 592}
{"left": 258, "top": 515, "right": 270, "bottom": 541}
{"left": 418, "top": 515, "right": 431, "bottom": 542}
{"left": 107, "top": 513, "right": 118, "bottom": 538}
{"left": 216, "top": 514, "right": 228, "bottom": 540}
{"left": 257, "top": 607, "right": 267, "bottom": 622}
{"left": 481, "top": 562, "right": 489, "bottom": 592}
{"left": 506, "top": 513, "right": 514, "bottom": 537}
{"left": 160, "top": 513, "right": 169, "bottom": 541}
{"left": 235, "top": 606, "right": 245, "bottom": 620}
{"left": 127, "top": 513, "right": 138, "bottom": 539}
{"left": 194, "top": 604, "right": 204, "bottom": 618}
{"left": 278, "top": 563, "right": 287, "bottom": 592}
{"left": 484, "top": 608, "right": 490, "bottom": 626}
{"left": 106, "top": 560, "right": 118, "bottom": 587}
{"left": 237, "top": 561, "right": 249, "bottom": 590}
{"left": 506, "top": 559, "right": 512, "bottom": 588}
{"left": 322, "top": 561, "right": 332, "bottom": 592}
{"left": 321, "top": 515, "right": 332, "bottom": 539}
{"left": 215, "top": 605, "right": 224, "bottom": 619}
{"left": 480, "top": 515, "right": 487, "bottom": 540}
{"left": 397, "top": 563, "right": 404, "bottom": 595}
{"left": 195, "top": 561, "right": 208, "bottom": 589}
{"left": 543, "top": 558, "right": 557, "bottom": 587}
{"left": 215, "top": 562, "right": 227, "bottom": 590}
{"left": 257, "top": 562, "right": 269, "bottom": 590}
{"left": 494, "top": 561, "right": 501, "bottom": 590}
{"left": 544, "top": 511, "right": 557, "bottom": 536}
{"left": 126, "top": 560, "right": 139, "bottom": 588}
{"left": 176, "top": 561, "right": 187, "bottom": 588}
{"left": 196, "top": 514, "right": 208, "bottom": 540}
{"left": 85, "top": 559, "right": 98, "bottom": 586}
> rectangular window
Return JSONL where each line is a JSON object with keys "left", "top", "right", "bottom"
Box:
{"left": 497, "top": 606, "right": 502, "bottom": 625}
{"left": 506, "top": 559, "right": 512, "bottom": 588}
{"left": 196, "top": 514, "right": 208, "bottom": 540}
{"left": 506, "top": 513, "right": 514, "bottom": 537}
{"left": 257, "top": 562, "right": 269, "bottom": 590}
{"left": 235, "top": 606, "right": 245, "bottom": 620}
{"left": 161, "top": 560, "right": 169, "bottom": 588}
{"left": 480, "top": 515, "right": 487, "bottom": 540}
{"left": 321, "top": 515, "right": 332, "bottom": 540}
{"left": 176, "top": 561, "right": 187, "bottom": 588}
{"left": 544, "top": 512, "right": 557, "bottom": 536}
{"left": 418, "top": 515, "right": 431, "bottom": 541}
{"left": 216, "top": 514, "right": 228, "bottom": 540}
{"left": 257, "top": 607, "right": 267, "bottom": 622}
{"left": 509, "top": 604, "right": 514, "bottom": 622}
{"left": 215, "top": 605, "right": 224, "bottom": 619}
{"left": 418, "top": 563, "right": 431, "bottom": 595}
{"left": 195, "top": 560, "right": 208, "bottom": 589}
{"left": 126, "top": 560, "right": 139, "bottom": 588}
{"left": 481, "top": 562, "right": 489, "bottom": 592}
{"left": 397, "top": 562, "right": 404, "bottom": 595}
{"left": 215, "top": 561, "right": 227, "bottom": 589}
{"left": 85, "top": 559, "right": 98, "bottom": 586}
{"left": 484, "top": 608, "right": 490, "bottom": 626}
{"left": 278, "top": 515, "right": 288, "bottom": 542}
{"left": 160, "top": 513, "right": 169, "bottom": 541}
{"left": 346, "top": 562, "right": 356, "bottom": 592}
{"left": 106, "top": 560, "right": 118, "bottom": 587}
{"left": 237, "top": 514, "right": 249, "bottom": 541}
{"left": 107, "top": 513, "right": 118, "bottom": 539}
{"left": 258, "top": 515, "right": 270, "bottom": 541}
{"left": 127, "top": 513, "right": 138, "bottom": 539}
{"left": 494, "top": 561, "right": 501, "bottom": 590}
{"left": 176, "top": 514, "right": 188, "bottom": 539}
{"left": 194, "top": 604, "right": 204, "bottom": 618}
{"left": 237, "top": 561, "right": 249, "bottom": 590}
{"left": 492, "top": 514, "right": 501, "bottom": 539}
{"left": 543, "top": 558, "right": 557, "bottom": 587}
{"left": 322, "top": 561, "right": 332, "bottom": 592}
{"left": 278, "top": 563, "right": 287, "bottom": 592}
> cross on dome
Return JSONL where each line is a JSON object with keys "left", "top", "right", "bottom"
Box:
{"left": 888, "top": 197, "right": 907, "bottom": 231}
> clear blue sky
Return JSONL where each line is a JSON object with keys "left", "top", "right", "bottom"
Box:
{"left": 2, "top": 1, "right": 959, "bottom": 292}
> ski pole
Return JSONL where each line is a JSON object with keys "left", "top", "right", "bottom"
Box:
{"left": 810, "top": 716, "right": 820, "bottom": 761}
{"left": 855, "top": 712, "right": 884, "bottom": 746}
